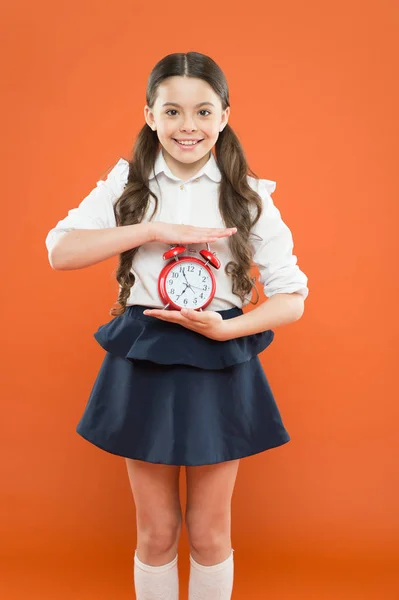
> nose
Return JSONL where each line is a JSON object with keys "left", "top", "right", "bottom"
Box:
{"left": 180, "top": 115, "right": 197, "bottom": 132}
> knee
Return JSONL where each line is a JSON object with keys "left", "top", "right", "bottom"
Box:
{"left": 185, "top": 511, "right": 230, "bottom": 554}
{"left": 137, "top": 515, "right": 182, "bottom": 555}
{"left": 138, "top": 526, "right": 180, "bottom": 556}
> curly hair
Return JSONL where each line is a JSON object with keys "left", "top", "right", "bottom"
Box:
{"left": 109, "top": 51, "right": 264, "bottom": 316}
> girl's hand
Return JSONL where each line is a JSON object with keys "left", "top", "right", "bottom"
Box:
{"left": 150, "top": 222, "right": 237, "bottom": 245}
{"left": 142, "top": 307, "right": 229, "bottom": 341}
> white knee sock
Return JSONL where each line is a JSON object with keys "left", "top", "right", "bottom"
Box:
{"left": 134, "top": 550, "right": 179, "bottom": 600}
{"left": 189, "top": 549, "right": 234, "bottom": 600}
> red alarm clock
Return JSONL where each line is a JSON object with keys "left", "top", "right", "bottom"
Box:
{"left": 158, "top": 243, "right": 221, "bottom": 310}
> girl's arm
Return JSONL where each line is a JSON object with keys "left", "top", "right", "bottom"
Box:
{"left": 250, "top": 178, "right": 309, "bottom": 301}
{"left": 221, "top": 177, "right": 309, "bottom": 338}
{"left": 49, "top": 222, "right": 235, "bottom": 270}
{"left": 46, "top": 157, "right": 237, "bottom": 271}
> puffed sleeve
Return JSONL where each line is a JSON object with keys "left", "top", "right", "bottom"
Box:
{"left": 45, "top": 157, "right": 129, "bottom": 256}
{"left": 250, "top": 178, "right": 309, "bottom": 299}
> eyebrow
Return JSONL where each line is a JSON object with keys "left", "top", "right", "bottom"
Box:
{"left": 161, "top": 102, "right": 215, "bottom": 108}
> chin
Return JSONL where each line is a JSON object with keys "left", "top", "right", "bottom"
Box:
{"left": 168, "top": 141, "right": 214, "bottom": 160}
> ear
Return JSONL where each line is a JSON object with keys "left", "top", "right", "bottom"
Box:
{"left": 219, "top": 106, "right": 230, "bottom": 131}
{"left": 144, "top": 105, "right": 157, "bottom": 131}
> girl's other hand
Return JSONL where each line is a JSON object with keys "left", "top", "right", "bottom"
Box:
{"left": 150, "top": 222, "right": 237, "bottom": 245}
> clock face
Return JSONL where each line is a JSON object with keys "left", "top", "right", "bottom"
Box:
{"left": 164, "top": 260, "right": 214, "bottom": 309}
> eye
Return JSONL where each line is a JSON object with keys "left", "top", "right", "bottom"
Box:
{"left": 165, "top": 109, "right": 211, "bottom": 116}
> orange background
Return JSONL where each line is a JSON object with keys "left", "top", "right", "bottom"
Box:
{"left": 1, "top": 0, "right": 398, "bottom": 598}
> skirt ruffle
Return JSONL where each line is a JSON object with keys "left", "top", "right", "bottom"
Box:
{"left": 93, "top": 305, "right": 275, "bottom": 370}
{"left": 76, "top": 304, "right": 291, "bottom": 466}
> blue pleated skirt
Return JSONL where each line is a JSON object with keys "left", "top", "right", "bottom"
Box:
{"left": 76, "top": 304, "right": 290, "bottom": 466}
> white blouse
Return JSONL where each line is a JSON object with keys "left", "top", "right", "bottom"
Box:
{"left": 45, "top": 148, "right": 309, "bottom": 311}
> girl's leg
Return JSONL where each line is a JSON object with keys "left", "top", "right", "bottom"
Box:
{"left": 185, "top": 459, "right": 240, "bottom": 600}
{"left": 125, "top": 458, "right": 182, "bottom": 599}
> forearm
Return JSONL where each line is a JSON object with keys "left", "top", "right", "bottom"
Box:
{"left": 49, "top": 222, "right": 155, "bottom": 270}
{"left": 222, "top": 293, "right": 305, "bottom": 340}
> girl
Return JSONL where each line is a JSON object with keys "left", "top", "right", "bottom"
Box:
{"left": 45, "top": 52, "right": 308, "bottom": 600}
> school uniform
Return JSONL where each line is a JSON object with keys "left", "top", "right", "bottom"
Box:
{"left": 45, "top": 148, "right": 309, "bottom": 466}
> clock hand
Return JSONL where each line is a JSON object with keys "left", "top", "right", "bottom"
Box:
{"left": 182, "top": 271, "right": 195, "bottom": 291}
{"left": 175, "top": 287, "right": 188, "bottom": 301}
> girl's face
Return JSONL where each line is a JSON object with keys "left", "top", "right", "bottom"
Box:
{"left": 144, "top": 76, "right": 230, "bottom": 177}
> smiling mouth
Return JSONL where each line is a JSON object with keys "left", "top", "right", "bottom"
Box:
{"left": 173, "top": 139, "right": 204, "bottom": 145}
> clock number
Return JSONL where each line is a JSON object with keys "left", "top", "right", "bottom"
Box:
{"left": 172, "top": 272, "right": 178, "bottom": 279}
{"left": 188, "top": 265, "right": 194, "bottom": 272}
{"left": 184, "top": 298, "right": 188, "bottom": 305}
{"left": 203, "top": 285, "right": 208, "bottom": 291}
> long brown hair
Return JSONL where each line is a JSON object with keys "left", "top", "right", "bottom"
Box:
{"left": 110, "top": 51, "right": 264, "bottom": 317}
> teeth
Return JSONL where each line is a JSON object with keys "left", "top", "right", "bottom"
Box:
{"left": 176, "top": 140, "right": 199, "bottom": 145}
